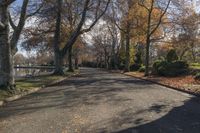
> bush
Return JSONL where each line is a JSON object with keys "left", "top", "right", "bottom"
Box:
{"left": 166, "top": 49, "right": 178, "bottom": 62}
{"left": 195, "top": 73, "right": 200, "bottom": 80}
{"left": 130, "top": 63, "right": 141, "bottom": 71}
{"left": 135, "top": 51, "right": 142, "bottom": 65}
{"left": 153, "top": 60, "right": 189, "bottom": 77}
{"left": 190, "top": 63, "right": 200, "bottom": 69}
{"left": 139, "top": 66, "right": 145, "bottom": 72}
{"left": 152, "top": 60, "right": 164, "bottom": 74}
{"left": 82, "top": 61, "right": 97, "bottom": 68}
{"left": 118, "top": 63, "right": 125, "bottom": 70}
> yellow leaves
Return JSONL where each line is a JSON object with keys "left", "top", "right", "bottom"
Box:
{"left": 130, "top": 46, "right": 135, "bottom": 64}
{"left": 127, "top": 0, "right": 168, "bottom": 43}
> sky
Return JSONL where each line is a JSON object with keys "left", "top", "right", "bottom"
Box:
{"left": 12, "top": 0, "right": 200, "bottom": 57}
{"left": 13, "top": 0, "right": 23, "bottom": 6}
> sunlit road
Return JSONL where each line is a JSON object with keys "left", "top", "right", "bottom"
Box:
{"left": 0, "top": 68, "right": 200, "bottom": 133}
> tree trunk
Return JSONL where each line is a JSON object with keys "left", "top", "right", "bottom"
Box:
{"left": 75, "top": 56, "right": 79, "bottom": 69}
{"left": 191, "top": 43, "right": 196, "bottom": 62}
{"left": 145, "top": 36, "right": 150, "bottom": 76}
{"left": 0, "top": 5, "right": 15, "bottom": 89}
{"left": 68, "top": 45, "right": 74, "bottom": 72}
{"left": 53, "top": 51, "right": 64, "bottom": 75}
{"left": 124, "top": 32, "right": 130, "bottom": 72}
{"left": 110, "top": 39, "right": 117, "bottom": 70}
{"left": 53, "top": 0, "right": 64, "bottom": 75}
{"left": 144, "top": 9, "right": 152, "bottom": 77}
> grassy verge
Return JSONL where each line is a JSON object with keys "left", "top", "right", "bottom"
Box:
{"left": 0, "top": 70, "right": 79, "bottom": 101}
{"left": 190, "top": 63, "right": 200, "bottom": 70}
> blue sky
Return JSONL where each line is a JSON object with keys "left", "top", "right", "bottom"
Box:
{"left": 13, "top": 0, "right": 23, "bottom": 5}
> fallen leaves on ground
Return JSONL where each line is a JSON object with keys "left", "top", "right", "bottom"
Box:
{"left": 125, "top": 72, "right": 200, "bottom": 95}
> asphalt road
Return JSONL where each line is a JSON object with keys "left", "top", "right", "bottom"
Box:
{"left": 0, "top": 68, "right": 200, "bottom": 133}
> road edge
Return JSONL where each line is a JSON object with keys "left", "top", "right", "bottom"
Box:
{"left": 0, "top": 71, "right": 80, "bottom": 107}
{"left": 108, "top": 70, "right": 200, "bottom": 97}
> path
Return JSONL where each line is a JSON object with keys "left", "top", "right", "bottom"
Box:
{"left": 0, "top": 68, "right": 200, "bottom": 133}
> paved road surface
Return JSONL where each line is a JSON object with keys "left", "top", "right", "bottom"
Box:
{"left": 0, "top": 68, "right": 200, "bottom": 133}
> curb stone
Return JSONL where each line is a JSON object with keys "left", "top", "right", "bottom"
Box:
{"left": 0, "top": 101, "right": 3, "bottom": 106}
{"left": 0, "top": 71, "right": 80, "bottom": 107}
{"left": 4, "top": 87, "right": 41, "bottom": 103}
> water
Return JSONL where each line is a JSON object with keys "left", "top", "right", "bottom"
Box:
{"left": 14, "top": 68, "right": 54, "bottom": 78}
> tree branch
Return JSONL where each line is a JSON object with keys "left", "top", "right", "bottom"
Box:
{"left": 0, "top": 21, "right": 5, "bottom": 30}
{"left": 80, "top": 0, "right": 111, "bottom": 34}
{"left": 149, "top": 0, "right": 171, "bottom": 36}
{"left": 0, "top": 0, "right": 16, "bottom": 6}
{"left": 26, "top": 3, "right": 43, "bottom": 18}
{"left": 9, "top": 12, "right": 17, "bottom": 30}
{"left": 138, "top": 0, "right": 151, "bottom": 12}
{"left": 61, "top": 0, "right": 90, "bottom": 57}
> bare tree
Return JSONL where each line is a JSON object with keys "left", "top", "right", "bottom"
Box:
{"left": 0, "top": 0, "right": 42, "bottom": 89}
{"left": 139, "top": 0, "right": 171, "bottom": 76}
{"left": 92, "top": 26, "right": 112, "bottom": 69}
{"left": 0, "top": 0, "right": 16, "bottom": 89}
{"left": 53, "top": 0, "right": 111, "bottom": 74}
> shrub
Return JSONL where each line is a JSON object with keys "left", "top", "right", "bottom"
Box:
{"left": 195, "top": 73, "right": 200, "bottom": 80}
{"left": 130, "top": 63, "right": 141, "bottom": 71}
{"left": 171, "top": 60, "right": 189, "bottom": 69}
{"left": 135, "top": 51, "right": 142, "bottom": 65}
{"left": 153, "top": 60, "right": 189, "bottom": 77}
{"left": 118, "top": 63, "right": 125, "bottom": 70}
{"left": 152, "top": 60, "right": 164, "bottom": 74}
{"left": 82, "top": 61, "right": 97, "bottom": 68}
{"left": 166, "top": 49, "right": 178, "bottom": 62}
{"left": 130, "top": 51, "right": 143, "bottom": 71}
{"left": 190, "top": 63, "right": 200, "bottom": 69}
{"left": 139, "top": 66, "right": 145, "bottom": 72}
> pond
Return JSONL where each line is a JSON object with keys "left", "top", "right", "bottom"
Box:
{"left": 14, "top": 68, "right": 54, "bottom": 78}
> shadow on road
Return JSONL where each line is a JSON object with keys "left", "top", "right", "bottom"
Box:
{"left": 0, "top": 70, "right": 153, "bottom": 120}
{"left": 0, "top": 68, "right": 200, "bottom": 133}
{"left": 110, "top": 97, "right": 200, "bottom": 133}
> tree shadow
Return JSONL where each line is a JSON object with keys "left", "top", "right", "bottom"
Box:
{"left": 1, "top": 68, "right": 199, "bottom": 133}
{"left": 0, "top": 68, "right": 153, "bottom": 120}
{"left": 110, "top": 97, "right": 200, "bottom": 133}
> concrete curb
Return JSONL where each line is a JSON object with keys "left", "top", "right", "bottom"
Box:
{"left": 123, "top": 73, "right": 200, "bottom": 97}
{"left": 0, "top": 72, "right": 80, "bottom": 107}
{"left": 0, "top": 101, "right": 3, "bottom": 106}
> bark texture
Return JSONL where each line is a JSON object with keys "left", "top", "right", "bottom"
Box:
{"left": 68, "top": 45, "right": 74, "bottom": 72}
{"left": 124, "top": 26, "right": 130, "bottom": 72}
{"left": 53, "top": 0, "right": 64, "bottom": 75}
{"left": 0, "top": 4, "right": 14, "bottom": 89}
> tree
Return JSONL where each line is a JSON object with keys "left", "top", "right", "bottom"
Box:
{"left": 0, "top": 0, "right": 42, "bottom": 89}
{"left": 107, "top": 23, "right": 119, "bottom": 70}
{"left": 53, "top": 0, "right": 63, "bottom": 74}
{"left": 73, "top": 37, "right": 85, "bottom": 69}
{"left": 14, "top": 53, "right": 26, "bottom": 65}
{"left": 0, "top": 0, "right": 16, "bottom": 89}
{"left": 139, "top": 0, "right": 171, "bottom": 76}
{"left": 92, "top": 24, "right": 113, "bottom": 69}
{"left": 52, "top": 0, "right": 111, "bottom": 74}
{"left": 111, "top": 0, "right": 135, "bottom": 72}
{"left": 172, "top": 12, "right": 200, "bottom": 62}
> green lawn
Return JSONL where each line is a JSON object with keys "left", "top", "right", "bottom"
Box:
{"left": 190, "top": 63, "right": 200, "bottom": 70}
{"left": 0, "top": 70, "right": 79, "bottom": 101}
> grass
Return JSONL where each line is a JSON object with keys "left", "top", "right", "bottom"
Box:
{"left": 0, "top": 90, "right": 13, "bottom": 101}
{"left": 0, "top": 69, "right": 79, "bottom": 101}
{"left": 190, "top": 63, "right": 200, "bottom": 70}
